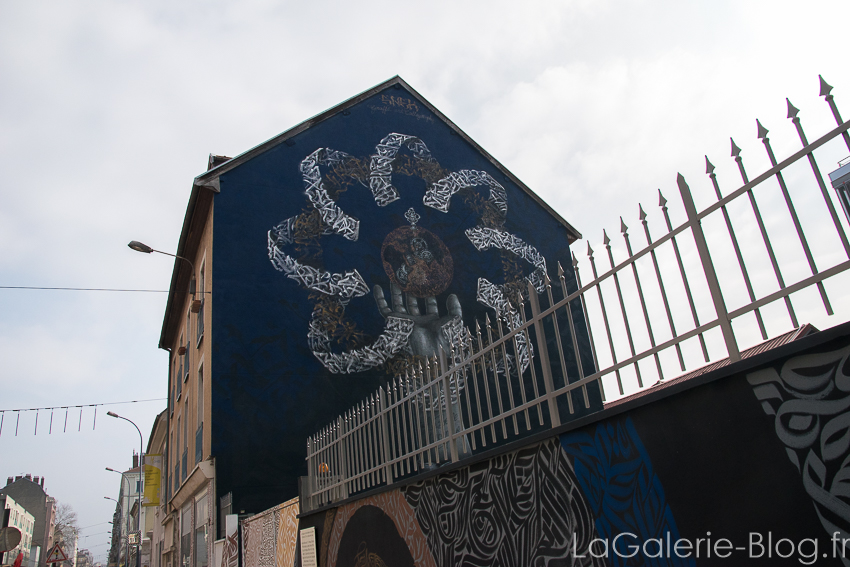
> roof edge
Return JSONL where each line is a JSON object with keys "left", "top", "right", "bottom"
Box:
{"left": 192, "top": 75, "right": 582, "bottom": 242}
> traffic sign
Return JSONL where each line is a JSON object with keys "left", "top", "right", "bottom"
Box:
{"left": 45, "top": 543, "right": 68, "bottom": 563}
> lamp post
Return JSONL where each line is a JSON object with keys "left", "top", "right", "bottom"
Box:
{"left": 106, "top": 412, "right": 144, "bottom": 567}
{"left": 104, "top": 498, "right": 121, "bottom": 567}
{"left": 127, "top": 241, "right": 196, "bottom": 298}
{"left": 106, "top": 469, "right": 132, "bottom": 567}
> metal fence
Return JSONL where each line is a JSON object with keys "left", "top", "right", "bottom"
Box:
{"left": 304, "top": 76, "right": 850, "bottom": 511}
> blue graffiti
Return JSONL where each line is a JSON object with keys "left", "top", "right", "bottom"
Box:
{"left": 561, "top": 418, "right": 694, "bottom": 567}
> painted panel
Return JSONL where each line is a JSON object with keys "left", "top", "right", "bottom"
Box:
{"left": 210, "top": 84, "right": 600, "bottom": 513}
{"left": 287, "top": 329, "right": 850, "bottom": 567}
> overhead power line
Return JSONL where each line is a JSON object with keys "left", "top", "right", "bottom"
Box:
{"left": 0, "top": 286, "right": 169, "bottom": 293}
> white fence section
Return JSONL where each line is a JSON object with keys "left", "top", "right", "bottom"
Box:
{"left": 304, "top": 76, "right": 850, "bottom": 511}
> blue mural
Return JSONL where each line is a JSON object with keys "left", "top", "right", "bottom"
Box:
{"left": 209, "top": 81, "right": 599, "bottom": 513}
{"left": 561, "top": 418, "right": 693, "bottom": 567}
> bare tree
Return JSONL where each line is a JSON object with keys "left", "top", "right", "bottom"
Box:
{"left": 53, "top": 503, "right": 79, "bottom": 566}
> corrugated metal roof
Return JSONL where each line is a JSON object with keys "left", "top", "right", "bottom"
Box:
{"left": 604, "top": 324, "right": 818, "bottom": 409}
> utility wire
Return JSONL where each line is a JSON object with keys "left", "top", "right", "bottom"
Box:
{"left": 0, "top": 286, "right": 211, "bottom": 293}
{"left": 0, "top": 286, "right": 168, "bottom": 293}
{"left": 0, "top": 398, "right": 166, "bottom": 413}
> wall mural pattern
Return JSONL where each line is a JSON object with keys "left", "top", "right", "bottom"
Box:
{"left": 266, "top": 133, "right": 547, "bottom": 377}
{"left": 748, "top": 343, "right": 850, "bottom": 561}
{"left": 326, "top": 491, "right": 436, "bottom": 567}
{"left": 400, "top": 437, "right": 605, "bottom": 567}
{"left": 560, "top": 418, "right": 693, "bottom": 567}
{"left": 242, "top": 498, "right": 300, "bottom": 567}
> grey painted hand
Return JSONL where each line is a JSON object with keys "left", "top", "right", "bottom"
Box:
{"left": 373, "top": 283, "right": 462, "bottom": 359}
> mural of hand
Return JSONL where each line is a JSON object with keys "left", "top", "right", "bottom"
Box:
{"left": 373, "top": 283, "right": 462, "bottom": 359}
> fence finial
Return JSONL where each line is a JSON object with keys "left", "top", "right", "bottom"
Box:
{"left": 620, "top": 217, "right": 628, "bottom": 234}
{"left": 587, "top": 242, "right": 594, "bottom": 258}
{"left": 571, "top": 250, "right": 579, "bottom": 268}
{"left": 603, "top": 229, "right": 611, "bottom": 247}
{"left": 557, "top": 261, "right": 564, "bottom": 278}
{"left": 786, "top": 99, "right": 800, "bottom": 119}
{"left": 658, "top": 189, "right": 667, "bottom": 209}
{"left": 820, "top": 75, "right": 833, "bottom": 97}
{"left": 730, "top": 138, "right": 742, "bottom": 158}
{"left": 639, "top": 204, "right": 647, "bottom": 221}
{"left": 756, "top": 119, "right": 769, "bottom": 140}
{"left": 705, "top": 156, "right": 715, "bottom": 175}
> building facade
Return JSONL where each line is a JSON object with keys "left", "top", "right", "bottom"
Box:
{"left": 106, "top": 460, "right": 141, "bottom": 567}
{"left": 153, "top": 76, "right": 599, "bottom": 567}
{"left": 0, "top": 475, "right": 55, "bottom": 567}
{"left": 0, "top": 494, "right": 35, "bottom": 566}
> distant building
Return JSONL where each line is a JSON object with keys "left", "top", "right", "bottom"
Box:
{"left": 0, "top": 475, "right": 55, "bottom": 567}
{"left": 141, "top": 411, "right": 167, "bottom": 567}
{"left": 106, "top": 459, "right": 141, "bottom": 567}
{"left": 75, "top": 549, "right": 93, "bottom": 567}
{"left": 0, "top": 494, "right": 35, "bottom": 566}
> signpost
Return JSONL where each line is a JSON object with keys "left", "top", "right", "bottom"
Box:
{"left": 45, "top": 543, "right": 68, "bottom": 564}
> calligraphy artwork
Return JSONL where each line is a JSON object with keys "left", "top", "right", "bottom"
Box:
{"left": 267, "top": 133, "right": 548, "bottom": 376}
{"left": 748, "top": 343, "right": 850, "bottom": 552}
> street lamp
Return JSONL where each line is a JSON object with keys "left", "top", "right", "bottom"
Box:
{"left": 106, "top": 412, "right": 144, "bottom": 567}
{"left": 103, "top": 497, "right": 123, "bottom": 567}
{"left": 106, "top": 468, "right": 132, "bottom": 567}
{"left": 127, "top": 241, "right": 196, "bottom": 298}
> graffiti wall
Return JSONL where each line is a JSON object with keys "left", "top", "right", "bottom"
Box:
{"left": 292, "top": 325, "right": 850, "bottom": 566}
{"left": 210, "top": 79, "right": 600, "bottom": 514}
{"left": 241, "top": 497, "right": 299, "bottom": 567}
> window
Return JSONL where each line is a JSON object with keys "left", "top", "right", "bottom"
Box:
{"left": 196, "top": 263, "right": 205, "bottom": 346}
{"left": 197, "top": 366, "right": 203, "bottom": 428}
{"left": 175, "top": 416, "right": 181, "bottom": 486}
{"left": 183, "top": 324, "right": 190, "bottom": 383}
{"left": 194, "top": 495, "right": 208, "bottom": 567}
{"left": 182, "top": 400, "right": 189, "bottom": 480}
{"left": 175, "top": 344, "right": 184, "bottom": 400}
{"left": 196, "top": 366, "right": 203, "bottom": 465}
{"left": 180, "top": 504, "right": 191, "bottom": 567}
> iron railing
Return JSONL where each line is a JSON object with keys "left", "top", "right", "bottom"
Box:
{"left": 304, "top": 76, "right": 850, "bottom": 511}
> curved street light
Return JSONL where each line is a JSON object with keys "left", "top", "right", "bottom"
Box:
{"left": 106, "top": 412, "right": 144, "bottom": 567}
{"left": 128, "top": 241, "right": 196, "bottom": 297}
{"left": 106, "top": 468, "right": 132, "bottom": 567}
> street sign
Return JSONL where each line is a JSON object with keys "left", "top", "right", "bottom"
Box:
{"left": 128, "top": 532, "right": 140, "bottom": 545}
{"left": 45, "top": 543, "right": 68, "bottom": 563}
{"left": 0, "top": 527, "right": 21, "bottom": 553}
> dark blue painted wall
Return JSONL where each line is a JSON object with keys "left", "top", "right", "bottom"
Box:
{"left": 210, "top": 84, "right": 599, "bottom": 513}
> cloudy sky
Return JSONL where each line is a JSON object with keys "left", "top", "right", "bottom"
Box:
{"left": 1, "top": 0, "right": 849, "bottom": 561}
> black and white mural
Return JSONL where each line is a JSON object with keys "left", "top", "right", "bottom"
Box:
{"left": 267, "top": 133, "right": 544, "bottom": 376}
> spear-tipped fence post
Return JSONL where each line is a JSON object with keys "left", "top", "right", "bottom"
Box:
{"left": 337, "top": 416, "right": 348, "bottom": 499}
{"left": 527, "top": 280, "right": 561, "bottom": 427}
{"left": 820, "top": 75, "right": 850, "bottom": 152}
{"left": 787, "top": 98, "right": 850, "bottom": 259}
{"left": 378, "top": 386, "right": 394, "bottom": 485}
{"left": 438, "top": 346, "right": 459, "bottom": 463}
{"left": 677, "top": 174, "right": 740, "bottom": 362}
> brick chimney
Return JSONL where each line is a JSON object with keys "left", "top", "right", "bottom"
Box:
{"left": 6, "top": 477, "right": 12, "bottom": 486}
{"left": 132, "top": 454, "right": 139, "bottom": 469}
{"left": 40, "top": 477, "right": 45, "bottom": 488}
